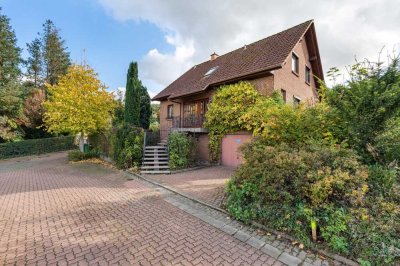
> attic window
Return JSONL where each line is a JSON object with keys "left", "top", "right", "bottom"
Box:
{"left": 204, "top": 66, "right": 219, "bottom": 76}
{"left": 292, "top": 53, "right": 299, "bottom": 74}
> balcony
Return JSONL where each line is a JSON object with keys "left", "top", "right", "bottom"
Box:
{"left": 170, "top": 115, "right": 208, "bottom": 133}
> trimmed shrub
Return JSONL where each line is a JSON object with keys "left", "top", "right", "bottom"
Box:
{"left": 0, "top": 135, "right": 75, "bottom": 159}
{"left": 167, "top": 132, "right": 195, "bottom": 170}
{"left": 68, "top": 149, "right": 100, "bottom": 162}
{"left": 112, "top": 123, "right": 143, "bottom": 169}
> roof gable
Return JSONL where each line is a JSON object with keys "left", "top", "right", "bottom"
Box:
{"left": 153, "top": 20, "right": 318, "bottom": 101}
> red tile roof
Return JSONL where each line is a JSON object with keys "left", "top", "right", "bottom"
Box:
{"left": 153, "top": 20, "right": 314, "bottom": 101}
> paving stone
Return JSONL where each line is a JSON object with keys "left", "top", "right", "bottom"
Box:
{"left": 278, "top": 252, "right": 302, "bottom": 265}
{"left": 246, "top": 237, "right": 265, "bottom": 249}
{"left": 0, "top": 152, "right": 277, "bottom": 265}
{"left": 233, "top": 230, "right": 252, "bottom": 242}
{"left": 261, "top": 244, "right": 282, "bottom": 259}
{"left": 220, "top": 224, "right": 238, "bottom": 235}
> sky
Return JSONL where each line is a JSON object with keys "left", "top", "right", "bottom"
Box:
{"left": 2, "top": 0, "right": 400, "bottom": 98}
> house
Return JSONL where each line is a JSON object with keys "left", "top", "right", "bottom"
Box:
{"left": 152, "top": 20, "right": 324, "bottom": 166}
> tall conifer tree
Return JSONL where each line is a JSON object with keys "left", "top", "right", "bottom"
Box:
{"left": 0, "top": 8, "right": 21, "bottom": 86}
{"left": 140, "top": 85, "right": 151, "bottom": 129}
{"left": 124, "top": 62, "right": 141, "bottom": 126}
{"left": 40, "top": 20, "right": 70, "bottom": 85}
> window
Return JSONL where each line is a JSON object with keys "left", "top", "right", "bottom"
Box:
{"left": 204, "top": 66, "right": 219, "bottom": 76}
{"left": 167, "top": 105, "right": 173, "bottom": 119}
{"left": 305, "top": 66, "right": 311, "bottom": 84}
{"left": 182, "top": 99, "right": 209, "bottom": 127}
{"left": 293, "top": 96, "right": 301, "bottom": 107}
{"left": 281, "top": 89, "right": 287, "bottom": 103}
{"left": 292, "top": 53, "right": 299, "bottom": 74}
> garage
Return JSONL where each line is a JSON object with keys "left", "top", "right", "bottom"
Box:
{"left": 221, "top": 132, "right": 252, "bottom": 167}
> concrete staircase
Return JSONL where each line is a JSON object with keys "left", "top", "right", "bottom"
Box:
{"left": 140, "top": 139, "right": 170, "bottom": 174}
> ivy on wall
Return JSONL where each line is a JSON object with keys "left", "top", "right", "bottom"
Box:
{"left": 204, "top": 81, "right": 267, "bottom": 161}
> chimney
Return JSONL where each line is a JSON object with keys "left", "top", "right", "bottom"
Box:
{"left": 210, "top": 52, "right": 219, "bottom": 61}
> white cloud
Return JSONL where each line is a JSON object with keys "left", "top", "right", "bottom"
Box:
{"left": 98, "top": 0, "right": 400, "bottom": 90}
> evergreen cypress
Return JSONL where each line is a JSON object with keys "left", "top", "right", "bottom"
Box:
{"left": 124, "top": 62, "right": 140, "bottom": 126}
{"left": 140, "top": 85, "right": 151, "bottom": 129}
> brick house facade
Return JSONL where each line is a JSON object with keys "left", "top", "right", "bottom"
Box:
{"left": 153, "top": 20, "right": 324, "bottom": 164}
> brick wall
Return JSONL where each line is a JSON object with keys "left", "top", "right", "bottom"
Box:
{"left": 248, "top": 75, "right": 275, "bottom": 96}
{"left": 194, "top": 134, "right": 210, "bottom": 162}
{"left": 273, "top": 36, "right": 319, "bottom": 105}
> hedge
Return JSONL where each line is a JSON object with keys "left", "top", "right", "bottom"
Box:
{"left": 0, "top": 136, "right": 76, "bottom": 159}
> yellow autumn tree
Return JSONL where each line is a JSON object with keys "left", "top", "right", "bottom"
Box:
{"left": 43, "top": 64, "right": 115, "bottom": 137}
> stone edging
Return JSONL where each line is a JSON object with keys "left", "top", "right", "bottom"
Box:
{"left": 169, "top": 165, "right": 211, "bottom": 174}
{"left": 126, "top": 170, "right": 358, "bottom": 266}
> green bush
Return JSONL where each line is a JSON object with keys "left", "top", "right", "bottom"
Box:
{"left": 226, "top": 140, "right": 400, "bottom": 264}
{"left": 225, "top": 141, "right": 390, "bottom": 260}
{"left": 112, "top": 123, "right": 143, "bottom": 169}
{"left": 88, "top": 131, "right": 112, "bottom": 156}
{"left": 0, "top": 135, "right": 75, "bottom": 159}
{"left": 68, "top": 149, "right": 100, "bottom": 162}
{"left": 167, "top": 132, "right": 195, "bottom": 170}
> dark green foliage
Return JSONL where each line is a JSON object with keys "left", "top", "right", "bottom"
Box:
{"left": 112, "top": 123, "right": 143, "bottom": 169}
{"left": 124, "top": 62, "right": 141, "bottom": 126}
{"left": 0, "top": 80, "right": 22, "bottom": 118}
{"left": 40, "top": 20, "right": 71, "bottom": 86}
{"left": 374, "top": 116, "right": 400, "bottom": 165}
{"left": 68, "top": 149, "right": 100, "bottom": 162}
{"left": 88, "top": 131, "right": 112, "bottom": 157}
{"left": 167, "top": 132, "right": 196, "bottom": 170}
{"left": 0, "top": 8, "right": 21, "bottom": 86}
{"left": 25, "top": 38, "right": 43, "bottom": 87}
{"left": 0, "top": 135, "right": 75, "bottom": 159}
{"left": 325, "top": 57, "right": 400, "bottom": 164}
{"left": 112, "top": 100, "right": 125, "bottom": 127}
{"left": 0, "top": 9, "right": 23, "bottom": 142}
{"left": 140, "top": 86, "right": 151, "bottom": 129}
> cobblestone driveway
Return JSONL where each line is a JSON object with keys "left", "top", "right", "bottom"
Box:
{"left": 145, "top": 166, "right": 234, "bottom": 207}
{"left": 0, "top": 153, "right": 280, "bottom": 265}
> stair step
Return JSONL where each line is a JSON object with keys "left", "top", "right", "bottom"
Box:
{"left": 141, "top": 165, "right": 170, "bottom": 169}
{"left": 140, "top": 170, "right": 170, "bottom": 174}
{"left": 145, "top": 146, "right": 166, "bottom": 149}
{"left": 143, "top": 157, "right": 168, "bottom": 161}
{"left": 142, "top": 161, "right": 169, "bottom": 165}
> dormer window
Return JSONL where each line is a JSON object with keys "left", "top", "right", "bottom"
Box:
{"left": 292, "top": 53, "right": 299, "bottom": 74}
{"left": 204, "top": 66, "right": 219, "bottom": 76}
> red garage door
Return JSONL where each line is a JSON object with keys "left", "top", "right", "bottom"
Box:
{"left": 221, "top": 133, "right": 252, "bottom": 167}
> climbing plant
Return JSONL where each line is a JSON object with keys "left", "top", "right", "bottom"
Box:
{"left": 204, "top": 81, "right": 283, "bottom": 161}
